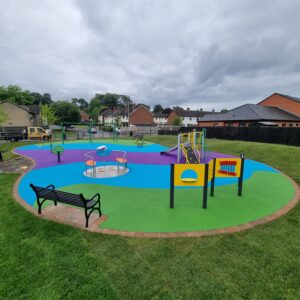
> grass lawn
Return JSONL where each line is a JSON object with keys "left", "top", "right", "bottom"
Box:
{"left": 0, "top": 137, "right": 299, "bottom": 299}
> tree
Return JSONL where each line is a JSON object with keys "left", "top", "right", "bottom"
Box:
{"left": 153, "top": 104, "right": 163, "bottom": 113}
{"left": 77, "top": 98, "right": 88, "bottom": 111}
{"left": 162, "top": 107, "right": 173, "bottom": 115}
{"left": 51, "top": 101, "right": 80, "bottom": 124}
{"left": 42, "top": 93, "right": 52, "bottom": 105}
{"left": 90, "top": 106, "right": 101, "bottom": 122}
{"left": 172, "top": 116, "right": 182, "bottom": 126}
{"left": 172, "top": 106, "right": 184, "bottom": 111}
{"left": 0, "top": 105, "right": 8, "bottom": 125}
{"left": 221, "top": 109, "right": 228, "bottom": 113}
{"left": 118, "top": 95, "right": 132, "bottom": 108}
{"left": 41, "top": 104, "right": 57, "bottom": 127}
{"left": 31, "top": 92, "right": 43, "bottom": 105}
{"left": 0, "top": 85, "right": 34, "bottom": 105}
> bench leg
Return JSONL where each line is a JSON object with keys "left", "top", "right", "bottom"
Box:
{"left": 37, "top": 198, "right": 42, "bottom": 214}
{"left": 85, "top": 209, "right": 89, "bottom": 228}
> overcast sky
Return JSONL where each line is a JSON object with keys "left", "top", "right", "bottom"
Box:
{"left": 1, "top": 0, "right": 300, "bottom": 110}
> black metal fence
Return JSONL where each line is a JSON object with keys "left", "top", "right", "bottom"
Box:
{"left": 158, "top": 126, "right": 300, "bottom": 146}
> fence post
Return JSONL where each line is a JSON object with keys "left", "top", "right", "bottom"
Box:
{"left": 170, "top": 164, "right": 175, "bottom": 208}
{"left": 238, "top": 153, "right": 245, "bottom": 196}
{"left": 203, "top": 163, "right": 209, "bottom": 208}
{"left": 210, "top": 158, "right": 216, "bottom": 196}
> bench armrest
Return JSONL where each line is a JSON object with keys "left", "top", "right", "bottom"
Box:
{"left": 87, "top": 193, "right": 100, "bottom": 203}
{"left": 46, "top": 184, "right": 55, "bottom": 190}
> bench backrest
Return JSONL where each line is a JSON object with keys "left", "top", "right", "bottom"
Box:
{"left": 30, "top": 184, "right": 86, "bottom": 208}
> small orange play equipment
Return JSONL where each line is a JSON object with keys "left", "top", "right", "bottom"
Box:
{"left": 85, "top": 159, "right": 96, "bottom": 176}
{"left": 115, "top": 151, "right": 128, "bottom": 171}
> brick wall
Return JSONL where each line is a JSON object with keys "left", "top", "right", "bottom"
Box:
{"left": 129, "top": 106, "right": 153, "bottom": 125}
{"left": 167, "top": 111, "right": 177, "bottom": 125}
{"left": 258, "top": 94, "right": 300, "bottom": 116}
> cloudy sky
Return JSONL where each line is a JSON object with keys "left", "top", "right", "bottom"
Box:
{"left": 1, "top": 0, "right": 300, "bottom": 110}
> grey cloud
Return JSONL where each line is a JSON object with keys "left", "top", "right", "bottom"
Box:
{"left": 1, "top": 0, "right": 300, "bottom": 110}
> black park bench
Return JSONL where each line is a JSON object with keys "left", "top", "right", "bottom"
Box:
{"left": 30, "top": 184, "right": 101, "bottom": 228}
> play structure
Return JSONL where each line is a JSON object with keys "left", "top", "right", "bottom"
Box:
{"left": 170, "top": 154, "right": 245, "bottom": 209}
{"left": 83, "top": 146, "right": 128, "bottom": 178}
{"left": 59, "top": 121, "right": 103, "bottom": 144}
{"left": 50, "top": 144, "right": 64, "bottom": 162}
{"left": 132, "top": 133, "right": 144, "bottom": 147}
{"left": 161, "top": 129, "right": 206, "bottom": 163}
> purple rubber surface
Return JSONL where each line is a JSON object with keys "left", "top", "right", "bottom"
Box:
{"left": 15, "top": 149, "right": 234, "bottom": 170}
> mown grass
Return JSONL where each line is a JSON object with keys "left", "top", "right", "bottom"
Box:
{"left": 0, "top": 137, "right": 299, "bottom": 299}
{"left": 0, "top": 140, "right": 41, "bottom": 160}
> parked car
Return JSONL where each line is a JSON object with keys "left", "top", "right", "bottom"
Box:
{"left": 0, "top": 126, "right": 52, "bottom": 141}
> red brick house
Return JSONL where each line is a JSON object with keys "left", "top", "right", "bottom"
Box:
{"left": 129, "top": 105, "right": 154, "bottom": 125}
{"left": 79, "top": 110, "right": 90, "bottom": 122}
{"left": 258, "top": 93, "right": 300, "bottom": 117}
{"left": 197, "top": 104, "right": 300, "bottom": 127}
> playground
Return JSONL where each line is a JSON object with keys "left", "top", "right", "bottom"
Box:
{"left": 13, "top": 130, "right": 298, "bottom": 236}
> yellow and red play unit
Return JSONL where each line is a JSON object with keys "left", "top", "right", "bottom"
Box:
{"left": 170, "top": 154, "right": 245, "bottom": 209}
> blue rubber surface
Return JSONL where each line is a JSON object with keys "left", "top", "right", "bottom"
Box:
{"left": 19, "top": 159, "right": 278, "bottom": 206}
{"left": 16, "top": 142, "right": 168, "bottom": 153}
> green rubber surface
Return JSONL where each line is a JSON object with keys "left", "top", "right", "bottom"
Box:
{"left": 58, "top": 171, "right": 295, "bottom": 233}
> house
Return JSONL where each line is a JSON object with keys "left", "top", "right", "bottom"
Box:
{"left": 0, "top": 100, "right": 41, "bottom": 127}
{"left": 258, "top": 93, "right": 300, "bottom": 116}
{"left": 99, "top": 107, "right": 129, "bottom": 125}
{"left": 153, "top": 112, "right": 168, "bottom": 125}
{"left": 79, "top": 110, "right": 90, "bottom": 122}
{"left": 129, "top": 105, "right": 154, "bottom": 126}
{"left": 168, "top": 109, "right": 215, "bottom": 126}
{"left": 197, "top": 104, "right": 300, "bottom": 127}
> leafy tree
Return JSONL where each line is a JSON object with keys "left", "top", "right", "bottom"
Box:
{"left": 42, "top": 93, "right": 52, "bottom": 105}
{"left": 41, "top": 104, "right": 57, "bottom": 127}
{"left": 51, "top": 101, "right": 80, "bottom": 124}
{"left": 0, "top": 105, "right": 8, "bottom": 125}
{"left": 221, "top": 109, "right": 228, "bottom": 113}
{"left": 118, "top": 95, "right": 132, "bottom": 108}
{"left": 172, "top": 106, "right": 184, "bottom": 111}
{"left": 162, "top": 107, "right": 173, "bottom": 115}
{"left": 90, "top": 107, "right": 101, "bottom": 122}
{"left": 153, "top": 104, "right": 163, "bottom": 113}
{"left": 71, "top": 98, "right": 78, "bottom": 105}
{"left": 90, "top": 93, "right": 131, "bottom": 109}
{"left": 77, "top": 98, "right": 88, "bottom": 111}
{"left": 0, "top": 85, "right": 34, "bottom": 105}
{"left": 172, "top": 116, "right": 182, "bottom": 126}
{"left": 31, "top": 92, "right": 43, "bottom": 105}
{"left": 73, "top": 98, "right": 89, "bottom": 111}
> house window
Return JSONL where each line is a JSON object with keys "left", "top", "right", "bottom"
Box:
{"left": 189, "top": 117, "right": 192, "bottom": 120}
{"left": 296, "top": 124, "right": 299, "bottom": 127}
{"left": 282, "top": 123, "right": 286, "bottom": 127}
{"left": 289, "top": 124, "right": 293, "bottom": 127}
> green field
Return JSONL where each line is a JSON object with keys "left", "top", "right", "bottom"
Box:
{"left": 0, "top": 137, "right": 299, "bottom": 299}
